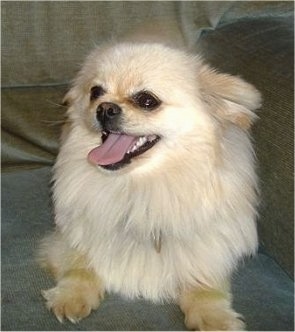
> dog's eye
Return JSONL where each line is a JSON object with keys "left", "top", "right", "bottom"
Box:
{"left": 90, "top": 86, "right": 105, "bottom": 101}
{"left": 132, "top": 91, "right": 161, "bottom": 110}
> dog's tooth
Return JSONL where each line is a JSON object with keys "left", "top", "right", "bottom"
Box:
{"left": 139, "top": 136, "right": 147, "bottom": 147}
{"left": 148, "top": 134, "right": 157, "bottom": 142}
{"left": 135, "top": 138, "right": 142, "bottom": 148}
{"left": 127, "top": 136, "right": 149, "bottom": 155}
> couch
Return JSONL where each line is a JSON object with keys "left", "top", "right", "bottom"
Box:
{"left": 2, "top": 1, "right": 294, "bottom": 330}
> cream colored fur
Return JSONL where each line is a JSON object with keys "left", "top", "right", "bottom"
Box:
{"left": 38, "top": 42, "right": 261, "bottom": 330}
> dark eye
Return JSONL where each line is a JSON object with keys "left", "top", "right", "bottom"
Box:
{"left": 132, "top": 91, "right": 161, "bottom": 110}
{"left": 90, "top": 85, "right": 105, "bottom": 101}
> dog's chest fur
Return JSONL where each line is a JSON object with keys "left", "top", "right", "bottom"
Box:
{"left": 54, "top": 128, "right": 257, "bottom": 302}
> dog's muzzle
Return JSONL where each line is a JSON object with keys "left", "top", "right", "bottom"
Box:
{"left": 89, "top": 102, "right": 160, "bottom": 171}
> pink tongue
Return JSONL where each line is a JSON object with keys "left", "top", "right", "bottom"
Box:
{"left": 88, "top": 133, "right": 137, "bottom": 166}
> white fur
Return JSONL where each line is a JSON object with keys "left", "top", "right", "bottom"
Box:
{"left": 45, "top": 43, "right": 260, "bottom": 303}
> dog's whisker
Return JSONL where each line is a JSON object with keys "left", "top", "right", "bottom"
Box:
{"left": 41, "top": 120, "right": 67, "bottom": 127}
{"left": 45, "top": 99, "right": 68, "bottom": 108}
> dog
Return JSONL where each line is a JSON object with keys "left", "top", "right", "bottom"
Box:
{"left": 38, "top": 39, "right": 261, "bottom": 330}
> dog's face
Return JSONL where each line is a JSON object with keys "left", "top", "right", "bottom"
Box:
{"left": 63, "top": 43, "right": 261, "bottom": 174}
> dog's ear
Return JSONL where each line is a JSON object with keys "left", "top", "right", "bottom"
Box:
{"left": 62, "top": 90, "right": 72, "bottom": 108}
{"left": 62, "top": 60, "right": 94, "bottom": 108}
{"left": 62, "top": 85, "right": 81, "bottom": 108}
{"left": 199, "top": 64, "right": 262, "bottom": 129}
{"left": 63, "top": 47, "right": 102, "bottom": 108}
{"left": 59, "top": 86, "right": 80, "bottom": 143}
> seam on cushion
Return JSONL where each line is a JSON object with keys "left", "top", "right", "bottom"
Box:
{"left": 2, "top": 126, "right": 58, "bottom": 158}
{"left": 1, "top": 82, "right": 70, "bottom": 89}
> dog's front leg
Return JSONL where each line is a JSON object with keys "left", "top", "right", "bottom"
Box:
{"left": 179, "top": 284, "right": 245, "bottom": 331}
{"left": 39, "top": 231, "right": 104, "bottom": 323}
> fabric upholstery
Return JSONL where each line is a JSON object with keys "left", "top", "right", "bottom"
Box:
{"left": 2, "top": 1, "right": 292, "bottom": 87}
{"left": 2, "top": 86, "right": 66, "bottom": 169}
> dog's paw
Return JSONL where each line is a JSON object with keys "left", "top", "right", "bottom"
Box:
{"left": 184, "top": 304, "right": 245, "bottom": 331}
{"left": 42, "top": 283, "right": 102, "bottom": 323}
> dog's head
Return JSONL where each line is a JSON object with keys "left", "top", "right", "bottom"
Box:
{"left": 63, "top": 43, "right": 261, "bottom": 174}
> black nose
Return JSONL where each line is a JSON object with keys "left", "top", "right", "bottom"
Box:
{"left": 96, "top": 102, "right": 122, "bottom": 125}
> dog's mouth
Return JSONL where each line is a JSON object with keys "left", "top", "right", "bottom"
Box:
{"left": 88, "top": 131, "right": 160, "bottom": 170}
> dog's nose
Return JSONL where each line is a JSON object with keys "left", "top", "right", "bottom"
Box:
{"left": 97, "top": 102, "right": 122, "bottom": 124}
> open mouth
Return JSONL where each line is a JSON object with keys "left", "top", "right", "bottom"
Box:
{"left": 88, "top": 130, "right": 160, "bottom": 170}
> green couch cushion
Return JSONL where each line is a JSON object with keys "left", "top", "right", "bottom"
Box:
{"left": 2, "top": 1, "right": 292, "bottom": 87}
{"left": 2, "top": 86, "right": 65, "bottom": 170}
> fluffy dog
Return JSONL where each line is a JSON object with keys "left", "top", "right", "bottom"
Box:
{"left": 38, "top": 40, "right": 261, "bottom": 330}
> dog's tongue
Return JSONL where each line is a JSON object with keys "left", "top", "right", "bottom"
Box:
{"left": 88, "top": 133, "right": 137, "bottom": 166}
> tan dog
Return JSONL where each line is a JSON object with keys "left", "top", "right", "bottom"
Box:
{"left": 38, "top": 41, "right": 261, "bottom": 330}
